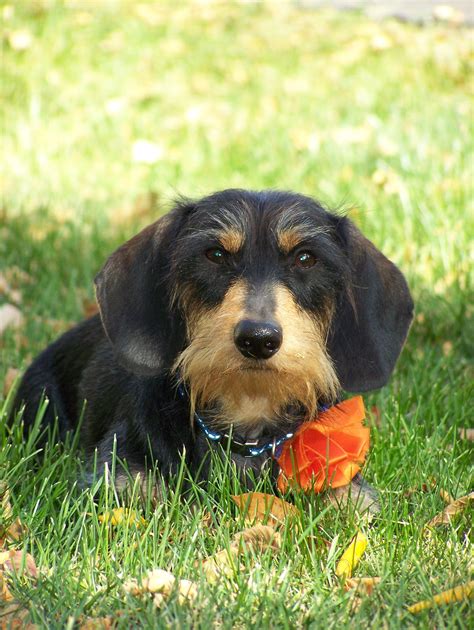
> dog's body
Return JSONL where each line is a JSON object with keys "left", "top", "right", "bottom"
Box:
{"left": 14, "top": 190, "right": 413, "bottom": 500}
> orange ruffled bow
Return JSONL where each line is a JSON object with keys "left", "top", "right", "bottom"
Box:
{"left": 276, "top": 396, "right": 370, "bottom": 493}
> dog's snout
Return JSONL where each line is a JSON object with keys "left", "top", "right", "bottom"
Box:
{"left": 234, "top": 319, "right": 282, "bottom": 360}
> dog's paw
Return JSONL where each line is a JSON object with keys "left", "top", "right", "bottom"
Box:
{"left": 327, "top": 473, "right": 380, "bottom": 515}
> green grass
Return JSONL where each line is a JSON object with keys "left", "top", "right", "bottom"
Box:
{"left": 1, "top": 1, "right": 473, "bottom": 627}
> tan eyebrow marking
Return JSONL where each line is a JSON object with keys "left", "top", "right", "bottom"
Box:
{"left": 277, "top": 228, "right": 304, "bottom": 254}
{"left": 218, "top": 229, "right": 244, "bottom": 254}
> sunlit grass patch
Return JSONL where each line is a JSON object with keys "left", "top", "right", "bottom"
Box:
{"left": 1, "top": 1, "right": 473, "bottom": 626}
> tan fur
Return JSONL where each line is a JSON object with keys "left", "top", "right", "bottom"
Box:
{"left": 277, "top": 228, "right": 305, "bottom": 254}
{"left": 174, "top": 280, "right": 339, "bottom": 433}
{"left": 218, "top": 229, "right": 244, "bottom": 254}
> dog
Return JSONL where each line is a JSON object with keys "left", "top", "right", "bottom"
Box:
{"left": 13, "top": 189, "right": 413, "bottom": 507}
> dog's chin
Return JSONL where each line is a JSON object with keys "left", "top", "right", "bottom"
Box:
{"left": 239, "top": 364, "right": 275, "bottom": 372}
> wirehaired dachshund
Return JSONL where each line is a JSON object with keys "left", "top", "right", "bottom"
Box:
{"left": 13, "top": 189, "right": 413, "bottom": 508}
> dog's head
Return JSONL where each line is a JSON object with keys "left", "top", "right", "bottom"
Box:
{"left": 95, "top": 190, "right": 413, "bottom": 432}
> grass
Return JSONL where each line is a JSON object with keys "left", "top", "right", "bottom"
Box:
{"left": 1, "top": 1, "right": 473, "bottom": 627}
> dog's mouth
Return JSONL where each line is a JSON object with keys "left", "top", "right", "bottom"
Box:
{"left": 239, "top": 365, "right": 275, "bottom": 372}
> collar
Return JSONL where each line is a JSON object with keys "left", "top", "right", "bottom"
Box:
{"left": 177, "top": 384, "right": 328, "bottom": 458}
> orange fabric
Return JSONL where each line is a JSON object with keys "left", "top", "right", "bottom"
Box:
{"left": 276, "top": 396, "right": 370, "bottom": 493}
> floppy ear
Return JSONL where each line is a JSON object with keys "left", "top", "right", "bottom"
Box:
{"left": 95, "top": 205, "right": 191, "bottom": 375}
{"left": 328, "top": 218, "right": 414, "bottom": 392}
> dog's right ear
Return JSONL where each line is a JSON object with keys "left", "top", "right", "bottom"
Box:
{"left": 95, "top": 203, "right": 193, "bottom": 375}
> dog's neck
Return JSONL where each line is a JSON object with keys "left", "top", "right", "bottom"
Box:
{"left": 199, "top": 395, "right": 307, "bottom": 440}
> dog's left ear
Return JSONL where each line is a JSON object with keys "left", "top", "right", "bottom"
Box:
{"left": 328, "top": 218, "right": 414, "bottom": 392}
{"left": 94, "top": 203, "right": 193, "bottom": 375}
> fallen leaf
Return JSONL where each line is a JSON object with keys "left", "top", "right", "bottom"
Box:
{"left": 370, "top": 34, "right": 392, "bottom": 51}
{"left": 78, "top": 617, "right": 114, "bottom": 630}
{"left": 425, "top": 492, "right": 473, "bottom": 527}
{"left": 439, "top": 488, "right": 455, "bottom": 504}
{"left": 0, "top": 550, "right": 37, "bottom": 579}
{"left": 0, "top": 484, "right": 24, "bottom": 543}
{"left": 0, "top": 304, "right": 23, "bottom": 335}
{"left": 344, "top": 576, "right": 381, "bottom": 595}
{"left": 176, "top": 579, "right": 198, "bottom": 605}
{"left": 131, "top": 140, "right": 164, "bottom": 164}
{"left": 433, "top": 5, "right": 465, "bottom": 25}
{"left": 407, "top": 580, "right": 474, "bottom": 614}
{"left": 203, "top": 525, "right": 281, "bottom": 583}
{"left": 124, "top": 568, "right": 197, "bottom": 606}
{"left": 3, "top": 367, "right": 20, "bottom": 398}
{"left": 82, "top": 299, "right": 99, "bottom": 319}
{"left": 7, "top": 29, "right": 32, "bottom": 51}
{"left": 231, "top": 492, "right": 299, "bottom": 527}
{"left": 142, "top": 569, "right": 175, "bottom": 594}
{"left": 458, "top": 428, "right": 474, "bottom": 441}
{"left": 367, "top": 405, "right": 382, "bottom": 428}
{"left": 98, "top": 508, "right": 146, "bottom": 527}
{"left": 0, "top": 602, "right": 36, "bottom": 629}
{"left": 335, "top": 531, "right": 368, "bottom": 579}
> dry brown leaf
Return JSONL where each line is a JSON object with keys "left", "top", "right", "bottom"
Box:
{"left": 458, "top": 428, "right": 474, "bottom": 441}
{"left": 0, "top": 304, "right": 23, "bottom": 335}
{"left": 79, "top": 617, "right": 115, "bottom": 630}
{"left": 0, "top": 484, "right": 25, "bottom": 543}
{"left": 0, "top": 274, "right": 21, "bottom": 304}
{"left": 367, "top": 405, "right": 382, "bottom": 428}
{"left": 439, "top": 488, "right": 455, "bottom": 504}
{"left": 233, "top": 524, "right": 282, "bottom": 552}
{"left": 1, "top": 572, "right": 13, "bottom": 602}
{"left": 344, "top": 576, "right": 381, "bottom": 595}
{"left": 425, "top": 492, "right": 473, "bottom": 527}
{"left": 82, "top": 299, "right": 99, "bottom": 319}
{"left": 0, "top": 550, "right": 38, "bottom": 579}
{"left": 0, "top": 550, "right": 37, "bottom": 628}
{"left": 0, "top": 602, "right": 36, "bottom": 629}
{"left": 203, "top": 525, "right": 281, "bottom": 583}
{"left": 231, "top": 492, "right": 299, "bottom": 527}
{"left": 3, "top": 367, "right": 20, "bottom": 398}
{"left": 124, "top": 569, "right": 197, "bottom": 606}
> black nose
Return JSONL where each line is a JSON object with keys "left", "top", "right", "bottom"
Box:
{"left": 234, "top": 319, "right": 283, "bottom": 360}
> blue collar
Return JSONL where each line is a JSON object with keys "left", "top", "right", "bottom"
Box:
{"left": 177, "top": 384, "right": 327, "bottom": 458}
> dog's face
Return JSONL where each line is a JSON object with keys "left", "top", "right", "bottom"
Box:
{"left": 95, "top": 190, "right": 413, "bottom": 435}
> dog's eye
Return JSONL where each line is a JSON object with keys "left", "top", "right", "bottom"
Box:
{"left": 295, "top": 251, "right": 316, "bottom": 269}
{"left": 205, "top": 247, "right": 226, "bottom": 264}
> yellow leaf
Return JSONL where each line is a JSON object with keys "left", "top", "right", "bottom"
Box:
{"left": 425, "top": 492, "right": 473, "bottom": 527}
{"left": 231, "top": 492, "right": 299, "bottom": 527}
{"left": 335, "top": 531, "right": 368, "bottom": 579}
{"left": 98, "top": 508, "right": 146, "bottom": 527}
{"left": 407, "top": 581, "right": 474, "bottom": 614}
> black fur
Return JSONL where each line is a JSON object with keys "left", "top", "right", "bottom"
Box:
{"left": 13, "top": 189, "right": 414, "bottom": 490}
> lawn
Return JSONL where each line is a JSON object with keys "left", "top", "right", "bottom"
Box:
{"left": 1, "top": 1, "right": 473, "bottom": 627}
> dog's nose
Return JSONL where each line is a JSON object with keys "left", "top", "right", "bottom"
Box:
{"left": 234, "top": 319, "right": 282, "bottom": 360}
